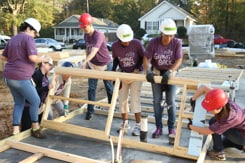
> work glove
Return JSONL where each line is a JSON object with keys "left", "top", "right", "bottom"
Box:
{"left": 187, "top": 119, "right": 192, "bottom": 130}
{"left": 146, "top": 70, "right": 155, "bottom": 83}
{"left": 190, "top": 98, "right": 196, "bottom": 112}
{"left": 64, "top": 104, "right": 69, "bottom": 116}
{"left": 161, "top": 70, "right": 171, "bottom": 85}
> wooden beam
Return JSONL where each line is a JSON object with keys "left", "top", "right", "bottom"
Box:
{"left": 53, "top": 67, "right": 203, "bottom": 89}
{"left": 0, "top": 145, "right": 10, "bottom": 152}
{"left": 41, "top": 116, "right": 197, "bottom": 160}
{"left": 105, "top": 78, "right": 120, "bottom": 135}
{"left": 174, "top": 84, "right": 187, "bottom": 149}
{"left": 6, "top": 140, "right": 105, "bottom": 163}
{"left": 49, "top": 95, "right": 111, "bottom": 108}
{"left": 19, "top": 152, "right": 44, "bottom": 163}
{"left": 197, "top": 135, "right": 212, "bottom": 163}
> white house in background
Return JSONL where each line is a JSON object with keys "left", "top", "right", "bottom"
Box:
{"left": 138, "top": 0, "right": 197, "bottom": 34}
{"left": 53, "top": 15, "right": 118, "bottom": 42}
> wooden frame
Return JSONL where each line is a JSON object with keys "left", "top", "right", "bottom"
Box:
{"left": 1, "top": 66, "right": 243, "bottom": 162}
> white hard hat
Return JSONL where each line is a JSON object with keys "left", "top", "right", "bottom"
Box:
{"left": 159, "top": 19, "right": 177, "bottom": 35}
{"left": 41, "top": 55, "right": 53, "bottom": 65}
{"left": 116, "top": 24, "right": 134, "bottom": 42}
{"left": 24, "top": 18, "right": 41, "bottom": 36}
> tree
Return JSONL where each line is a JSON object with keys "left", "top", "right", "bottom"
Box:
{"left": 0, "top": 0, "right": 27, "bottom": 35}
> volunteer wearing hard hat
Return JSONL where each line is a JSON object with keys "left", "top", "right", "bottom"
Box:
{"left": 189, "top": 85, "right": 245, "bottom": 161}
{"left": 144, "top": 19, "right": 183, "bottom": 144}
{"left": 1, "top": 18, "right": 50, "bottom": 138}
{"left": 79, "top": 13, "right": 113, "bottom": 120}
{"left": 112, "top": 24, "right": 145, "bottom": 136}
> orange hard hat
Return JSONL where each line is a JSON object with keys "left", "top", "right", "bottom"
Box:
{"left": 79, "top": 13, "right": 92, "bottom": 28}
{"left": 201, "top": 88, "right": 228, "bottom": 111}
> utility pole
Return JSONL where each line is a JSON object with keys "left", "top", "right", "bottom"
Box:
{"left": 86, "top": 0, "right": 89, "bottom": 13}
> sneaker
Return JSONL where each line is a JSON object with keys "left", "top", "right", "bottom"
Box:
{"left": 31, "top": 128, "right": 46, "bottom": 139}
{"left": 168, "top": 128, "right": 176, "bottom": 138}
{"left": 117, "top": 121, "right": 130, "bottom": 133}
{"left": 85, "top": 113, "right": 93, "bottom": 120}
{"left": 207, "top": 150, "right": 226, "bottom": 161}
{"left": 152, "top": 128, "right": 162, "bottom": 138}
{"left": 132, "top": 123, "right": 141, "bottom": 136}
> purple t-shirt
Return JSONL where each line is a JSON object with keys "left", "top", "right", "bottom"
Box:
{"left": 112, "top": 39, "right": 145, "bottom": 72}
{"left": 2, "top": 32, "right": 38, "bottom": 80}
{"left": 145, "top": 37, "right": 182, "bottom": 70}
{"left": 84, "top": 30, "right": 111, "bottom": 66}
{"left": 209, "top": 100, "right": 245, "bottom": 139}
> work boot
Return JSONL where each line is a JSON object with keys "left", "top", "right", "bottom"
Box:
{"left": 132, "top": 123, "right": 141, "bottom": 136}
{"left": 85, "top": 113, "right": 93, "bottom": 120}
{"left": 31, "top": 128, "right": 46, "bottom": 139}
{"left": 207, "top": 150, "right": 226, "bottom": 161}
{"left": 168, "top": 128, "right": 176, "bottom": 145}
{"left": 152, "top": 128, "right": 162, "bottom": 138}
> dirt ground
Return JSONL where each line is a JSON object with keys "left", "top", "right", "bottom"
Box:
{"left": 0, "top": 54, "right": 244, "bottom": 140}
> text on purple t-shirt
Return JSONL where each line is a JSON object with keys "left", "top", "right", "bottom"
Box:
{"left": 145, "top": 37, "right": 182, "bottom": 70}
{"left": 112, "top": 39, "right": 145, "bottom": 72}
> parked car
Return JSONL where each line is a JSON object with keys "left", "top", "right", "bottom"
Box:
{"left": 0, "top": 35, "right": 11, "bottom": 49}
{"left": 142, "top": 33, "right": 159, "bottom": 42}
{"left": 214, "top": 34, "right": 235, "bottom": 47}
{"left": 73, "top": 39, "right": 112, "bottom": 51}
{"left": 35, "top": 38, "right": 66, "bottom": 51}
{"left": 72, "top": 39, "right": 86, "bottom": 49}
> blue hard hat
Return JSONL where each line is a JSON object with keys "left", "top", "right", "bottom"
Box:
{"left": 62, "top": 61, "right": 73, "bottom": 67}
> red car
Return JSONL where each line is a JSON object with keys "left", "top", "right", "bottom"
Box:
{"left": 214, "top": 34, "right": 232, "bottom": 44}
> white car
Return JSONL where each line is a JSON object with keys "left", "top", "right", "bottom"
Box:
{"left": 35, "top": 38, "right": 66, "bottom": 51}
{"left": 0, "top": 35, "right": 11, "bottom": 49}
{"left": 142, "top": 33, "right": 159, "bottom": 42}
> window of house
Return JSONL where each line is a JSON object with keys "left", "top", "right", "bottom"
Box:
{"left": 56, "top": 28, "right": 65, "bottom": 35}
{"left": 145, "top": 21, "right": 159, "bottom": 31}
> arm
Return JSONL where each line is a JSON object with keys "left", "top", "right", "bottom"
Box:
{"left": 192, "top": 85, "right": 211, "bottom": 100}
{"left": 29, "top": 55, "right": 49, "bottom": 63}
{"left": 170, "top": 58, "right": 182, "bottom": 71}
{"left": 82, "top": 47, "right": 99, "bottom": 69}
{"left": 112, "top": 58, "right": 119, "bottom": 71}
{"left": 189, "top": 125, "right": 214, "bottom": 135}
{"left": 1, "top": 56, "right": 7, "bottom": 61}
{"left": 143, "top": 56, "right": 151, "bottom": 71}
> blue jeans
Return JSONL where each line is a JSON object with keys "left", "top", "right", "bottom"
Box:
{"left": 5, "top": 78, "right": 40, "bottom": 125}
{"left": 87, "top": 62, "right": 114, "bottom": 114}
{"left": 151, "top": 83, "right": 176, "bottom": 130}
{"left": 209, "top": 117, "right": 245, "bottom": 151}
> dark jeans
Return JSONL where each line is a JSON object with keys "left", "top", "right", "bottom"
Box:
{"left": 209, "top": 117, "right": 245, "bottom": 151}
{"left": 87, "top": 62, "right": 114, "bottom": 114}
{"left": 151, "top": 83, "right": 176, "bottom": 130}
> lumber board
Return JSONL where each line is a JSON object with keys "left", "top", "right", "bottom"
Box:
{"left": 54, "top": 67, "right": 205, "bottom": 89}
{"left": 19, "top": 152, "right": 44, "bottom": 163}
{"left": 38, "top": 51, "right": 70, "bottom": 61}
{"left": 49, "top": 95, "right": 111, "bottom": 108}
{"left": 197, "top": 135, "right": 212, "bottom": 163}
{"left": 174, "top": 84, "right": 187, "bottom": 149}
{"left": 188, "top": 93, "right": 207, "bottom": 156}
{"left": 105, "top": 78, "right": 120, "bottom": 135}
{"left": 6, "top": 140, "right": 105, "bottom": 163}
